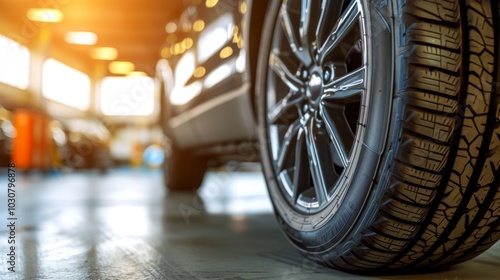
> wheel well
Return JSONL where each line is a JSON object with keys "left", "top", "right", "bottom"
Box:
{"left": 248, "top": 0, "right": 270, "bottom": 119}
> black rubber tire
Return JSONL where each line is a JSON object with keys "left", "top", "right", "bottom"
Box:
{"left": 163, "top": 143, "right": 207, "bottom": 192}
{"left": 257, "top": 0, "right": 500, "bottom": 272}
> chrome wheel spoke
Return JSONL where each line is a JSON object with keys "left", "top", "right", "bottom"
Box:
{"left": 319, "top": 105, "right": 354, "bottom": 168}
{"left": 319, "top": 0, "right": 361, "bottom": 63}
{"left": 268, "top": 91, "right": 303, "bottom": 124}
{"left": 305, "top": 120, "right": 335, "bottom": 205}
{"left": 276, "top": 120, "right": 301, "bottom": 170}
{"left": 299, "top": 0, "right": 312, "bottom": 57}
{"left": 292, "top": 127, "right": 310, "bottom": 202}
{"left": 281, "top": 0, "right": 312, "bottom": 66}
{"left": 323, "top": 66, "right": 365, "bottom": 102}
{"left": 270, "top": 51, "right": 304, "bottom": 92}
{"left": 315, "top": 0, "right": 345, "bottom": 50}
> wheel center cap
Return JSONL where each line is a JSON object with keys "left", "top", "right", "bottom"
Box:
{"left": 308, "top": 71, "right": 323, "bottom": 105}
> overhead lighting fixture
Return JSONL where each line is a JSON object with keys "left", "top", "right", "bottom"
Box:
{"left": 182, "top": 38, "right": 193, "bottom": 50}
{"left": 206, "top": 0, "right": 219, "bottom": 8}
{"left": 220, "top": 46, "right": 233, "bottom": 59}
{"left": 27, "top": 9, "right": 63, "bottom": 23}
{"left": 161, "top": 47, "right": 171, "bottom": 58}
{"left": 90, "top": 47, "right": 118, "bottom": 60}
{"left": 165, "top": 22, "right": 177, "bottom": 33}
{"left": 239, "top": 1, "right": 248, "bottom": 14}
{"left": 127, "top": 71, "right": 147, "bottom": 77}
{"left": 109, "top": 61, "right": 135, "bottom": 74}
{"left": 65, "top": 32, "right": 98, "bottom": 45}
{"left": 193, "top": 20, "right": 205, "bottom": 32}
{"left": 193, "top": 66, "right": 206, "bottom": 78}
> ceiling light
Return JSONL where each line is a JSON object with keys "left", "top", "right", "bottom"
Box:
{"left": 193, "top": 66, "right": 206, "bottom": 78}
{"left": 65, "top": 32, "right": 98, "bottom": 45}
{"left": 165, "top": 22, "right": 177, "bottom": 33}
{"left": 161, "top": 47, "right": 171, "bottom": 58}
{"left": 90, "top": 47, "right": 118, "bottom": 60}
{"left": 181, "top": 38, "right": 193, "bottom": 50}
{"left": 206, "top": 0, "right": 219, "bottom": 8}
{"left": 127, "top": 71, "right": 147, "bottom": 77}
{"left": 27, "top": 9, "right": 63, "bottom": 23}
{"left": 193, "top": 20, "right": 205, "bottom": 32}
{"left": 219, "top": 46, "right": 233, "bottom": 59}
{"left": 109, "top": 61, "right": 135, "bottom": 74}
{"left": 239, "top": 1, "right": 247, "bottom": 14}
{"left": 184, "top": 38, "right": 193, "bottom": 49}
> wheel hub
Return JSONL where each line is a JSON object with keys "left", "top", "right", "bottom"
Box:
{"left": 308, "top": 71, "right": 323, "bottom": 99}
{"left": 304, "top": 64, "right": 332, "bottom": 113}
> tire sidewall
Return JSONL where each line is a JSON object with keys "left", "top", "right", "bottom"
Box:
{"left": 257, "top": 0, "right": 396, "bottom": 256}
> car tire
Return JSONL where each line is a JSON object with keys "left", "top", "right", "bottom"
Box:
{"left": 163, "top": 143, "right": 207, "bottom": 192}
{"left": 257, "top": 0, "right": 500, "bottom": 272}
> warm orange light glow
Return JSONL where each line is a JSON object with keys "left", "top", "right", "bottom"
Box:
{"left": 193, "top": 66, "right": 206, "bottom": 78}
{"left": 27, "top": 9, "right": 63, "bottom": 23}
{"left": 193, "top": 20, "right": 205, "bottom": 32}
{"left": 239, "top": 1, "right": 247, "bottom": 14}
{"left": 206, "top": 0, "right": 219, "bottom": 8}
{"left": 65, "top": 32, "right": 98, "bottom": 45}
{"left": 127, "top": 71, "right": 148, "bottom": 77}
{"left": 174, "top": 42, "right": 185, "bottom": 55}
{"left": 232, "top": 26, "right": 244, "bottom": 48}
{"left": 181, "top": 38, "right": 193, "bottom": 51}
{"left": 90, "top": 47, "right": 118, "bottom": 60}
{"left": 184, "top": 38, "right": 193, "bottom": 49}
{"left": 165, "top": 22, "right": 177, "bottom": 33}
{"left": 170, "top": 45, "right": 176, "bottom": 55}
{"left": 109, "top": 61, "right": 135, "bottom": 74}
{"left": 186, "top": 38, "right": 194, "bottom": 49}
{"left": 161, "top": 47, "right": 171, "bottom": 58}
{"left": 220, "top": 46, "right": 233, "bottom": 59}
{"left": 174, "top": 43, "right": 182, "bottom": 54}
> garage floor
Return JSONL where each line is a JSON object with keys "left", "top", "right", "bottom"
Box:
{"left": 1, "top": 167, "right": 499, "bottom": 279}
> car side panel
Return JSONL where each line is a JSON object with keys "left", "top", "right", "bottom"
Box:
{"left": 161, "top": 0, "right": 257, "bottom": 149}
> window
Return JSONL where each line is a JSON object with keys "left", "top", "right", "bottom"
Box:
{"left": 42, "top": 59, "right": 91, "bottom": 111}
{"left": 0, "top": 34, "right": 30, "bottom": 89}
{"left": 100, "top": 76, "right": 155, "bottom": 116}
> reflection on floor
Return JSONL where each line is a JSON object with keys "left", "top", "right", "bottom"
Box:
{"left": 0, "top": 167, "right": 499, "bottom": 279}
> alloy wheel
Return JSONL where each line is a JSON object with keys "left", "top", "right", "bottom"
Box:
{"left": 265, "top": 0, "right": 368, "bottom": 213}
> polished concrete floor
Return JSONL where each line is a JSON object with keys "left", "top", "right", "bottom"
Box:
{"left": 0, "top": 166, "right": 499, "bottom": 279}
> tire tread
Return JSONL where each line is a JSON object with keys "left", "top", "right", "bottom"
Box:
{"left": 333, "top": 0, "right": 500, "bottom": 271}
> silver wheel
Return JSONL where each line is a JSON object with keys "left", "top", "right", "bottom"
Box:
{"left": 266, "top": 0, "right": 368, "bottom": 213}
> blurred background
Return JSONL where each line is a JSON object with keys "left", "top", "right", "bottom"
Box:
{"left": 0, "top": 0, "right": 187, "bottom": 171}
{"left": 1, "top": 1, "right": 500, "bottom": 279}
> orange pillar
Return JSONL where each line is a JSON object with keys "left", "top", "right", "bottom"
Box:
{"left": 12, "top": 109, "right": 34, "bottom": 169}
